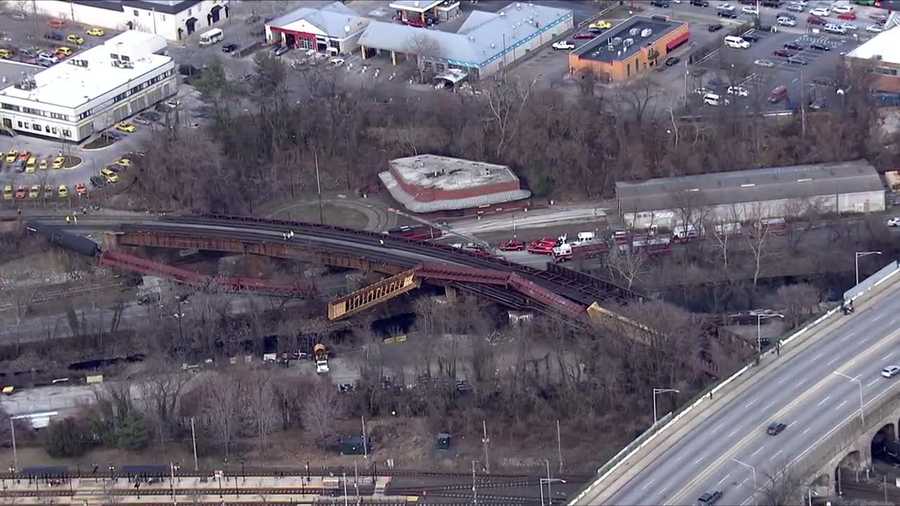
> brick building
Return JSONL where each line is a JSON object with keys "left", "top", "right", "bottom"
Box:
{"left": 845, "top": 26, "right": 900, "bottom": 94}
{"left": 568, "top": 16, "right": 689, "bottom": 82}
{"left": 379, "top": 155, "right": 531, "bottom": 213}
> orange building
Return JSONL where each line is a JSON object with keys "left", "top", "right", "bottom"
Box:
{"left": 568, "top": 16, "right": 689, "bottom": 82}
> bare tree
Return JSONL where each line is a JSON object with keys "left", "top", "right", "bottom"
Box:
{"left": 306, "top": 378, "right": 344, "bottom": 447}
{"left": 485, "top": 77, "right": 538, "bottom": 158}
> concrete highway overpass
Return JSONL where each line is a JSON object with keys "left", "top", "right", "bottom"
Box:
{"left": 572, "top": 262, "right": 900, "bottom": 506}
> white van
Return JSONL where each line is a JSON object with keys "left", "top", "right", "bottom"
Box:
{"left": 823, "top": 23, "right": 846, "bottom": 35}
{"left": 724, "top": 36, "right": 750, "bottom": 49}
{"left": 198, "top": 28, "right": 224, "bottom": 47}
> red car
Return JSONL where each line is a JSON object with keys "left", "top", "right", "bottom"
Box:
{"left": 838, "top": 11, "right": 856, "bottom": 21}
{"left": 498, "top": 239, "right": 525, "bottom": 252}
{"left": 74, "top": 183, "right": 87, "bottom": 196}
{"left": 17, "top": 150, "right": 30, "bottom": 161}
{"left": 526, "top": 237, "right": 557, "bottom": 255}
{"left": 807, "top": 15, "right": 826, "bottom": 26}
{"left": 573, "top": 32, "right": 596, "bottom": 40}
{"left": 773, "top": 48, "right": 795, "bottom": 58}
{"left": 14, "top": 186, "right": 26, "bottom": 199}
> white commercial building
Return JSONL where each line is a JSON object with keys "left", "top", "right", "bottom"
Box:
{"left": 0, "top": 31, "right": 176, "bottom": 142}
{"left": 616, "top": 160, "right": 887, "bottom": 229}
{"left": 265, "top": 2, "right": 369, "bottom": 55}
{"left": 29, "top": 0, "right": 229, "bottom": 41}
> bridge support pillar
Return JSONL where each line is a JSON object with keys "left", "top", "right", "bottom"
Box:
{"left": 445, "top": 286, "right": 458, "bottom": 303}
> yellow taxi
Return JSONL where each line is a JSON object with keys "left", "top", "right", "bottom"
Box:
{"left": 0, "top": 48, "right": 13, "bottom": 59}
{"left": 86, "top": 27, "right": 105, "bottom": 37}
{"left": 4, "top": 150, "right": 17, "bottom": 164}
{"left": 1, "top": 386, "right": 13, "bottom": 395}
{"left": 28, "top": 185, "right": 40, "bottom": 199}
{"left": 38, "top": 159, "right": 48, "bottom": 170}
{"left": 56, "top": 46, "right": 73, "bottom": 57}
{"left": 25, "top": 156, "right": 36, "bottom": 173}
{"left": 589, "top": 20, "right": 612, "bottom": 31}
{"left": 100, "top": 167, "right": 119, "bottom": 183}
{"left": 58, "top": 185, "right": 69, "bottom": 198}
{"left": 2, "top": 185, "right": 12, "bottom": 200}
{"left": 67, "top": 34, "right": 85, "bottom": 45}
{"left": 115, "top": 122, "right": 136, "bottom": 133}
{"left": 52, "top": 156, "right": 65, "bottom": 169}
{"left": 115, "top": 157, "right": 132, "bottom": 168}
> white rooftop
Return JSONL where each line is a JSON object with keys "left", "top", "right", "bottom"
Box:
{"left": 388, "top": 0, "right": 445, "bottom": 13}
{"left": 268, "top": 1, "right": 368, "bottom": 39}
{"left": 0, "top": 31, "right": 170, "bottom": 109}
{"left": 390, "top": 154, "right": 520, "bottom": 191}
{"left": 846, "top": 25, "right": 900, "bottom": 65}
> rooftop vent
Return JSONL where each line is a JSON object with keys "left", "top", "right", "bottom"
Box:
{"left": 641, "top": 28, "right": 653, "bottom": 38}
{"left": 612, "top": 36, "right": 622, "bottom": 46}
{"left": 629, "top": 28, "right": 639, "bottom": 37}
{"left": 623, "top": 38, "right": 633, "bottom": 48}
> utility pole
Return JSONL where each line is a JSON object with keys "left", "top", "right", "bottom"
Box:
{"left": 342, "top": 472, "right": 349, "bottom": 506}
{"left": 354, "top": 460, "right": 360, "bottom": 506}
{"left": 471, "top": 460, "right": 478, "bottom": 506}
{"left": 315, "top": 151, "right": 324, "bottom": 225}
{"left": 800, "top": 68, "right": 806, "bottom": 138}
{"left": 481, "top": 420, "right": 490, "bottom": 474}
{"left": 361, "top": 416, "right": 368, "bottom": 460}
{"left": 190, "top": 417, "right": 199, "bottom": 472}
{"left": 9, "top": 419, "right": 16, "bottom": 473}
{"left": 556, "top": 419, "right": 563, "bottom": 474}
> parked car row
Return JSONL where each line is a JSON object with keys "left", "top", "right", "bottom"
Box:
{"left": 2, "top": 150, "right": 67, "bottom": 172}
{"left": 2, "top": 183, "right": 85, "bottom": 201}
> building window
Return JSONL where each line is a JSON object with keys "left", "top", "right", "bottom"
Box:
{"left": 16, "top": 121, "right": 22, "bottom": 128}
{"left": 49, "top": 112, "right": 68, "bottom": 121}
{"left": 1, "top": 103, "right": 19, "bottom": 112}
{"left": 51, "top": 127, "right": 57, "bottom": 134}
{"left": 78, "top": 110, "right": 92, "bottom": 120}
{"left": 134, "top": 9, "right": 139, "bottom": 16}
{"left": 45, "top": 125, "right": 50, "bottom": 133}
{"left": 32, "top": 123, "right": 40, "bottom": 130}
{"left": 62, "top": 129, "right": 71, "bottom": 138}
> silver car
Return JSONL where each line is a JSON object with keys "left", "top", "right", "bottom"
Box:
{"left": 882, "top": 365, "right": 900, "bottom": 378}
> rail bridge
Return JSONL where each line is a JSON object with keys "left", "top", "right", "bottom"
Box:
{"left": 27, "top": 214, "right": 719, "bottom": 376}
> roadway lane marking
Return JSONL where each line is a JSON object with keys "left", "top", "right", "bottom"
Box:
{"left": 816, "top": 395, "right": 831, "bottom": 407}
{"left": 867, "top": 378, "right": 880, "bottom": 388}
{"left": 751, "top": 446, "right": 764, "bottom": 457}
{"left": 812, "top": 351, "right": 826, "bottom": 361}
{"left": 827, "top": 356, "right": 841, "bottom": 366}
{"left": 802, "top": 427, "right": 811, "bottom": 435}
{"left": 640, "top": 478, "right": 656, "bottom": 491}
{"left": 711, "top": 423, "right": 725, "bottom": 434}
{"left": 763, "top": 401, "right": 777, "bottom": 412}
{"left": 882, "top": 352, "right": 894, "bottom": 361}
{"left": 694, "top": 457, "right": 705, "bottom": 465}
{"left": 744, "top": 398, "right": 758, "bottom": 408}
{"left": 836, "top": 400, "right": 847, "bottom": 410}
{"left": 727, "top": 428, "right": 740, "bottom": 438}
{"left": 769, "top": 449, "right": 784, "bottom": 462}
{"left": 717, "top": 473, "right": 731, "bottom": 486}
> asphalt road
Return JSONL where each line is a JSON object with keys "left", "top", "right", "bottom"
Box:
{"left": 583, "top": 277, "right": 900, "bottom": 505}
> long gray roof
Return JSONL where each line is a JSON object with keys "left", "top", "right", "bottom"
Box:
{"left": 616, "top": 160, "right": 885, "bottom": 211}
{"left": 359, "top": 2, "right": 572, "bottom": 68}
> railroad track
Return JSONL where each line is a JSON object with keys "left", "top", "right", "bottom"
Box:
{"left": 0, "top": 279, "right": 131, "bottom": 312}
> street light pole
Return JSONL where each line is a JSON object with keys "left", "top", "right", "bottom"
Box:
{"left": 652, "top": 388, "right": 680, "bottom": 424}
{"left": 855, "top": 251, "right": 882, "bottom": 286}
{"left": 834, "top": 371, "right": 865, "bottom": 426}
{"left": 756, "top": 312, "right": 785, "bottom": 353}
{"left": 732, "top": 457, "right": 757, "bottom": 491}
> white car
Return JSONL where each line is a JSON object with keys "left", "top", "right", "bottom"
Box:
{"left": 754, "top": 58, "right": 775, "bottom": 67}
{"left": 832, "top": 4, "right": 853, "bottom": 15}
{"left": 777, "top": 16, "right": 797, "bottom": 26}
{"left": 742, "top": 5, "right": 758, "bottom": 15}
{"left": 888, "top": 217, "right": 900, "bottom": 227}
{"left": 810, "top": 7, "right": 830, "bottom": 16}
{"left": 727, "top": 85, "right": 749, "bottom": 97}
{"left": 840, "top": 22, "right": 858, "bottom": 31}
{"left": 866, "top": 24, "right": 884, "bottom": 33}
{"left": 552, "top": 40, "right": 575, "bottom": 50}
{"left": 882, "top": 365, "right": 900, "bottom": 378}
{"left": 329, "top": 57, "right": 345, "bottom": 66}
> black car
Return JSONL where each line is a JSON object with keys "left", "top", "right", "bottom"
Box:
{"left": 90, "top": 175, "right": 107, "bottom": 188}
{"left": 787, "top": 56, "right": 808, "bottom": 65}
{"left": 742, "top": 31, "right": 760, "bottom": 42}
{"left": 222, "top": 43, "right": 239, "bottom": 53}
{"left": 708, "top": 23, "right": 723, "bottom": 32}
{"left": 767, "top": 422, "right": 787, "bottom": 435}
{"left": 810, "top": 42, "right": 830, "bottom": 51}
{"left": 783, "top": 42, "right": 803, "bottom": 51}
{"left": 650, "top": 0, "right": 670, "bottom": 6}
{"left": 691, "top": 0, "right": 710, "bottom": 5}
{"left": 665, "top": 56, "right": 680, "bottom": 66}
{"left": 698, "top": 491, "right": 723, "bottom": 505}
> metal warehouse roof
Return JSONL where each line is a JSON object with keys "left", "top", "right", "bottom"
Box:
{"left": 359, "top": 1, "right": 572, "bottom": 67}
{"left": 268, "top": 1, "right": 368, "bottom": 39}
{"left": 616, "top": 160, "right": 884, "bottom": 211}
{"left": 846, "top": 25, "right": 900, "bottom": 65}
